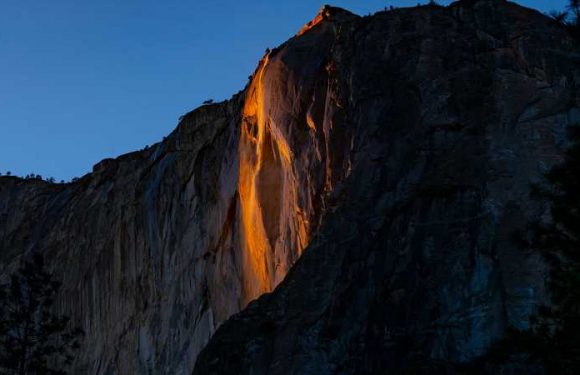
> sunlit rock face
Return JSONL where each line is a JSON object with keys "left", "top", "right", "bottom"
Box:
{"left": 193, "top": 1, "right": 580, "bottom": 374}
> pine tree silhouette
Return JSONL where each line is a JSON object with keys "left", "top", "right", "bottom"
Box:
{"left": 471, "top": 126, "right": 580, "bottom": 375}
{"left": 523, "top": 125, "right": 580, "bottom": 374}
{"left": 0, "top": 253, "right": 83, "bottom": 375}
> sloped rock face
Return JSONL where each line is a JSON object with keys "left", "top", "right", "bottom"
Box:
{"left": 193, "top": 1, "right": 580, "bottom": 374}
{"left": 1, "top": 97, "right": 246, "bottom": 374}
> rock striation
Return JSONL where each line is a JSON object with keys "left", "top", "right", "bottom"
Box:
{"left": 193, "top": 0, "right": 580, "bottom": 374}
{"left": 1, "top": 1, "right": 579, "bottom": 374}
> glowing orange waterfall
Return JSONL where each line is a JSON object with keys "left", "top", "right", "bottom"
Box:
{"left": 238, "top": 53, "right": 310, "bottom": 305}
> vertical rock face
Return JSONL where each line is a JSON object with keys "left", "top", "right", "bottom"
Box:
{"left": 193, "top": 1, "right": 580, "bottom": 374}
{"left": 0, "top": 1, "right": 579, "bottom": 374}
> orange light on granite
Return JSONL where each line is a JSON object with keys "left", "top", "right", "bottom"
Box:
{"left": 296, "top": 11, "right": 325, "bottom": 36}
{"left": 238, "top": 52, "right": 311, "bottom": 306}
{"left": 239, "top": 54, "right": 272, "bottom": 302}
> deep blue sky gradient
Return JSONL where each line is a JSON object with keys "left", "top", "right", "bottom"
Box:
{"left": 0, "top": 0, "right": 568, "bottom": 180}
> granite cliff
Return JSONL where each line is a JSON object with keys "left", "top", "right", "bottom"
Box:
{"left": 1, "top": 0, "right": 579, "bottom": 374}
{"left": 193, "top": 0, "right": 580, "bottom": 373}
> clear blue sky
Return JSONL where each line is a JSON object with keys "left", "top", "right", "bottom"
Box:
{"left": 0, "top": 0, "right": 568, "bottom": 180}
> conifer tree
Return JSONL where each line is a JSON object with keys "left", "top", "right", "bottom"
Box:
{"left": 523, "top": 125, "right": 580, "bottom": 374}
{"left": 0, "top": 254, "right": 83, "bottom": 375}
{"left": 473, "top": 126, "right": 580, "bottom": 375}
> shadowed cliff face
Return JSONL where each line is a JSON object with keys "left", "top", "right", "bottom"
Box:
{"left": 193, "top": 1, "right": 580, "bottom": 374}
{"left": 1, "top": 1, "right": 580, "bottom": 374}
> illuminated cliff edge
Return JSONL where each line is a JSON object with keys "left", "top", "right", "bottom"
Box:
{"left": 296, "top": 4, "right": 335, "bottom": 36}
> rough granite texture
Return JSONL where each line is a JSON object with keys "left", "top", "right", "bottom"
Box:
{"left": 193, "top": 1, "right": 580, "bottom": 374}
{"left": 0, "top": 0, "right": 579, "bottom": 374}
